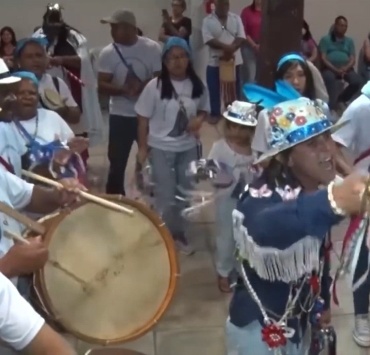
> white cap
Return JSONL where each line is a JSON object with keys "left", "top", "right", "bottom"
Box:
{"left": 0, "top": 59, "right": 21, "bottom": 85}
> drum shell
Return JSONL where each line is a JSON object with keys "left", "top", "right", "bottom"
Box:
{"left": 30, "top": 195, "right": 179, "bottom": 345}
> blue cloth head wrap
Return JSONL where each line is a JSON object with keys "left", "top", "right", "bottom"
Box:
{"left": 276, "top": 53, "right": 305, "bottom": 71}
{"left": 162, "top": 36, "right": 191, "bottom": 58}
{"left": 15, "top": 37, "right": 48, "bottom": 58}
{"left": 13, "top": 71, "right": 39, "bottom": 87}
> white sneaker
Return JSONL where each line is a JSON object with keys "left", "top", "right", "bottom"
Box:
{"left": 175, "top": 237, "right": 194, "bottom": 256}
{"left": 353, "top": 314, "right": 370, "bottom": 347}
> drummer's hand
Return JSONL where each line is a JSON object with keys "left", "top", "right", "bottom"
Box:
{"left": 67, "top": 136, "right": 89, "bottom": 154}
{"left": 331, "top": 172, "right": 369, "bottom": 215}
{"left": 318, "top": 309, "right": 331, "bottom": 329}
{"left": 57, "top": 178, "right": 86, "bottom": 207}
{"left": 1, "top": 236, "right": 48, "bottom": 277}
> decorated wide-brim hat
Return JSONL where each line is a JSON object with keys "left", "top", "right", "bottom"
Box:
{"left": 254, "top": 98, "right": 344, "bottom": 164}
{"left": 223, "top": 100, "right": 257, "bottom": 126}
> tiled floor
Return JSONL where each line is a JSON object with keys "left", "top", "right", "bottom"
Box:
{"left": 72, "top": 119, "right": 366, "bottom": 354}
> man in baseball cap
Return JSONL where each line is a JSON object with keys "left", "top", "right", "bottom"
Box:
{"left": 100, "top": 9, "right": 137, "bottom": 27}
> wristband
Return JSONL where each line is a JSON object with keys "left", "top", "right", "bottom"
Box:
{"left": 327, "top": 181, "right": 346, "bottom": 216}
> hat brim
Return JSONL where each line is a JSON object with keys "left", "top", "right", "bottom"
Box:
{"left": 223, "top": 113, "right": 257, "bottom": 127}
{"left": 254, "top": 119, "right": 348, "bottom": 165}
{"left": 100, "top": 17, "right": 116, "bottom": 24}
{"left": 0, "top": 77, "right": 21, "bottom": 85}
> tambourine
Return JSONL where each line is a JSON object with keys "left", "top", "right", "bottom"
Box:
{"left": 186, "top": 159, "right": 234, "bottom": 188}
{"left": 41, "top": 89, "right": 65, "bottom": 110}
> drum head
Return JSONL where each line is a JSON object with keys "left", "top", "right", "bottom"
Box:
{"left": 36, "top": 196, "right": 178, "bottom": 344}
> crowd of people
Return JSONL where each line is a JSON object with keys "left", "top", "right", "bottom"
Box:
{"left": 0, "top": 0, "right": 370, "bottom": 354}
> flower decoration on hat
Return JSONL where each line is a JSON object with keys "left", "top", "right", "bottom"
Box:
{"left": 223, "top": 101, "right": 257, "bottom": 127}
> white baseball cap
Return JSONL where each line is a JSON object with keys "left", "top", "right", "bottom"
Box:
{"left": 0, "top": 59, "right": 21, "bottom": 85}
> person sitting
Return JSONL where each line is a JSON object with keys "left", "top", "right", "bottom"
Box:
{"left": 301, "top": 20, "right": 318, "bottom": 64}
{"left": 158, "top": 0, "right": 192, "bottom": 44}
{"left": 361, "top": 33, "right": 370, "bottom": 81}
{"left": 319, "top": 16, "right": 362, "bottom": 110}
{"left": 0, "top": 27, "right": 17, "bottom": 71}
{"left": 0, "top": 272, "right": 75, "bottom": 354}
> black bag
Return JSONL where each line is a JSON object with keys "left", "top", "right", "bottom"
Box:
{"left": 168, "top": 89, "right": 188, "bottom": 137}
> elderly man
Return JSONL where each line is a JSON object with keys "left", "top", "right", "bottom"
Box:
{"left": 98, "top": 9, "right": 161, "bottom": 195}
{"left": 202, "top": 0, "right": 245, "bottom": 123}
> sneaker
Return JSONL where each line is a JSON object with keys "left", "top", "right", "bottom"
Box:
{"left": 353, "top": 314, "right": 370, "bottom": 347}
{"left": 175, "top": 236, "right": 194, "bottom": 256}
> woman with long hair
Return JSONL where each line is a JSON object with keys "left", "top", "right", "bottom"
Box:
{"left": 136, "top": 37, "right": 209, "bottom": 255}
{"left": 0, "top": 26, "right": 17, "bottom": 70}
{"left": 301, "top": 20, "right": 318, "bottom": 63}
{"left": 226, "top": 87, "right": 368, "bottom": 354}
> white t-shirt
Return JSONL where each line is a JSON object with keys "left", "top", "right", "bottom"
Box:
{"left": 135, "top": 77, "right": 210, "bottom": 152}
{"left": 202, "top": 12, "right": 245, "bottom": 67}
{"left": 0, "top": 272, "right": 44, "bottom": 351}
{"left": 38, "top": 74, "right": 83, "bottom": 134}
{"left": 208, "top": 139, "right": 256, "bottom": 196}
{"left": 0, "top": 170, "right": 34, "bottom": 287}
{"left": 0, "top": 123, "right": 25, "bottom": 176}
{"left": 11, "top": 108, "right": 74, "bottom": 147}
{"left": 332, "top": 94, "right": 370, "bottom": 159}
{"left": 98, "top": 37, "right": 162, "bottom": 117}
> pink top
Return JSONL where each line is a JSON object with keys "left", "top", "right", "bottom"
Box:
{"left": 240, "top": 5, "right": 262, "bottom": 43}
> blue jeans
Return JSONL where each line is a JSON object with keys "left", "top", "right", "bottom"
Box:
{"left": 206, "top": 65, "right": 241, "bottom": 118}
{"left": 353, "top": 244, "right": 370, "bottom": 315}
{"left": 241, "top": 46, "right": 257, "bottom": 85}
{"left": 226, "top": 319, "right": 309, "bottom": 355}
{"left": 215, "top": 195, "right": 238, "bottom": 277}
{"left": 149, "top": 147, "right": 197, "bottom": 239}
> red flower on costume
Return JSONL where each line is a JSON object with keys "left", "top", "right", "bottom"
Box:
{"left": 295, "top": 116, "right": 307, "bottom": 126}
{"left": 269, "top": 116, "right": 277, "bottom": 125}
{"left": 273, "top": 107, "right": 283, "bottom": 115}
{"left": 261, "top": 324, "right": 287, "bottom": 348}
{"left": 309, "top": 275, "right": 320, "bottom": 295}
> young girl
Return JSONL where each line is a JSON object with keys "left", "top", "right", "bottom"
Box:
{"left": 208, "top": 100, "right": 258, "bottom": 293}
{"left": 136, "top": 37, "right": 209, "bottom": 255}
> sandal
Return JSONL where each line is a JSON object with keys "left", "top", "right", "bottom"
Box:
{"left": 218, "top": 275, "right": 232, "bottom": 293}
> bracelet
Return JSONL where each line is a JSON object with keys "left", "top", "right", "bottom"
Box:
{"left": 327, "top": 181, "right": 346, "bottom": 216}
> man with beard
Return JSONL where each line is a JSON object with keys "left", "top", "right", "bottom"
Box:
{"left": 32, "top": 3, "right": 103, "bottom": 166}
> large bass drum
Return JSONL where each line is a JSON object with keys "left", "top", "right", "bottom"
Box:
{"left": 31, "top": 195, "right": 178, "bottom": 345}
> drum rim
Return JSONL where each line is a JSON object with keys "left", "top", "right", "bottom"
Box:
{"left": 34, "top": 194, "right": 179, "bottom": 345}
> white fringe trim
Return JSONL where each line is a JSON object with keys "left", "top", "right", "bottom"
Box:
{"left": 232, "top": 210, "right": 321, "bottom": 283}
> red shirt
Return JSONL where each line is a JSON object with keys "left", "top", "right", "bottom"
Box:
{"left": 240, "top": 6, "right": 262, "bottom": 43}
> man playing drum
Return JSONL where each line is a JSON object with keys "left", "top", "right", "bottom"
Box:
{"left": 0, "top": 271, "right": 75, "bottom": 354}
{"left": 0, "top": 167, "right": 80, "bottom": 355}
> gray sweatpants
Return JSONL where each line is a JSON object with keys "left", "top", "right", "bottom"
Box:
{"left": 149, "top": 146, "right": 197, "bottom": 239}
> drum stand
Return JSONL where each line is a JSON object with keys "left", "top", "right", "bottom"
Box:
{"left": 85, "top": 349, "right": 147, "bottom": 355}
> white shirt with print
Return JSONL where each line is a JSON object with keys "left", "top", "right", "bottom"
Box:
{"left": 98, "top": 37, "right": 162, "bottom": 117}
{"left": 38, "top": 73, "right": 83, "bottom": 134}
{"left": 0, "top": 170, "right": 34, "bottom": 287}
{"left": 11, "top": 108, "right": 74, "bottom": 148}
{"left": 202, "top": 12, "right": 245, "bottom": 67}
{"left": 0, "top": 271, "right": 44, "bottom": 350}
{"left": 135, "top": 77, "right": 210, "bottom": 152}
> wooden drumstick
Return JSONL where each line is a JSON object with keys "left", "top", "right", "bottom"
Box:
{"left": 3, "top": 230, "right": 31, "bottom": 244}
{"left": 21, "top": 170, "right": 134, "bottom": 216}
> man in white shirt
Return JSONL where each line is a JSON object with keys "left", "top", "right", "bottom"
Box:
{"left": 0, "top": 272, "right": 75, "bottom": 354}
{"left": 98, "top": 9, "right": 161, "bottom": 195}
{"left": 202, "top": 0, "right": 245, "bottom": 123}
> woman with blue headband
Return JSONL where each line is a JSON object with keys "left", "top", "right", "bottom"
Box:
{"left": 226, "top": 84, "right": 368, "bottom": 354}
{"left": 251, "top": 53, "right": 330, "bottom": 159}
{"left": 135, "top": 37, "right": 209, "bottom": 255}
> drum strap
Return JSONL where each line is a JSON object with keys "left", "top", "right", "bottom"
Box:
{"left": 0, "top": 201, "right": 45, "bottom": 235}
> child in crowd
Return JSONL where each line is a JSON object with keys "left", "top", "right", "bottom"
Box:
{"left": 208, "top": 101, "right": 258, "bottom": 293}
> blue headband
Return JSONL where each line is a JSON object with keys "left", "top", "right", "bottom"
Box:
{"left": 15, "top": 37, "right": 48, "bottom": 57}
{"left": 276, "top": 53, "right": 305, "bottom": 70}
{"left": 162, "top": 36, "right": 191, "bottom": 58}
{"left": 13, "top": 71, "right": 39, "bottom": 87}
